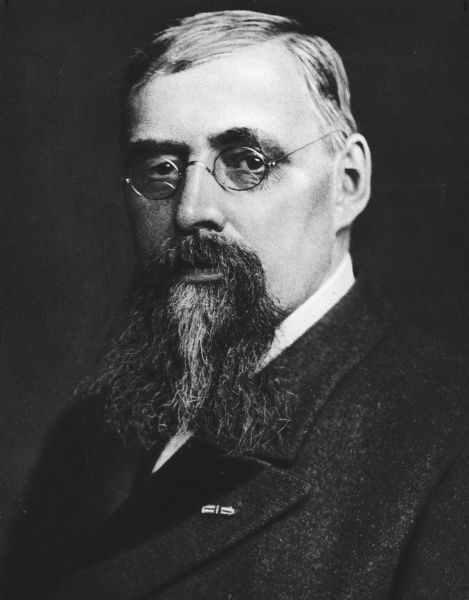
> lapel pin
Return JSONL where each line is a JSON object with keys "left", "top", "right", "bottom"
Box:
{"left": 201, "top": 504, "right": 236, "bottom": 515}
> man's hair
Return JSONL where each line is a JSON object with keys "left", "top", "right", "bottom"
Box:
{"left": 121, "top": 10, "right": 357, "bottom": 152}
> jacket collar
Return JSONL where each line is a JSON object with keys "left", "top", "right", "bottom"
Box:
{"left": 250, "top": 278, "right": 399, "bottom": 465}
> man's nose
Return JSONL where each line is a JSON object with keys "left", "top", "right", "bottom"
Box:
{"left": 175, "top": 162, "right": 226, "bottom": 234}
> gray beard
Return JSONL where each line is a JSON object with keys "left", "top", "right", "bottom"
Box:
{"left": 78, "top": 233, "right": 294, "bottom": 454}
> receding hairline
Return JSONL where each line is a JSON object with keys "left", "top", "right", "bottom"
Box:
{"left": 120, "top": 10, "right": 358, "bottom": 151}
{"left": 129, "top": 30, "right": 310, "bottom": 90}
{"left": 127, "top": 39, "right": 313, "bottom": 106}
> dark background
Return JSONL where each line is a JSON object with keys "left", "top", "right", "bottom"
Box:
{"left": 1, "top": 0, "right": 468, "bottom": 553}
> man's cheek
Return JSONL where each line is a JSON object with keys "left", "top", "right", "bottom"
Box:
{"left": 127, "top": 203, "right": 174, "bottom": 257}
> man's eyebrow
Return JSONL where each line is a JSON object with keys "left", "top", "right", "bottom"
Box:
{"left": 125, "top": 130, "right": 287, "bottom": 163}
{"left": 125, "top": 139, "right": 189, "bottom": 163}
{"left": 208, "top": 128, "right": 286, "bottom": 157}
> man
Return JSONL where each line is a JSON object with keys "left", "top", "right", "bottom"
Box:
{"left": 5, "top": 10, "right": 469, "bottom": 600}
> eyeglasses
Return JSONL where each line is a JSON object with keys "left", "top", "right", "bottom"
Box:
{"left": 124, "top": 130, "right": 342, "bottom": 200}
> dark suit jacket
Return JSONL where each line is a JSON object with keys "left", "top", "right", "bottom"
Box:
{"left": 5, "top": 281, "right": 469, "bottom": 599}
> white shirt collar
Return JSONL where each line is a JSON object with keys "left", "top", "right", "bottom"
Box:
{"left": 259, "top": 252, "right": 355, "bottom": 369}
{"left": 152, "top": 253, "right": 355, "bottom": 473}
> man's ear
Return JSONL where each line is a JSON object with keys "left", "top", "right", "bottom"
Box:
{"left": 332, "top": 133, "right": 371, "bottom": 232}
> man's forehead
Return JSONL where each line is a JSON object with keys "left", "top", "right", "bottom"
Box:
{"left": 127, "top": 42, "right": 320, "bottom": 147}
{"left": 136, "top": 40, "right": 305, "bottom": 93}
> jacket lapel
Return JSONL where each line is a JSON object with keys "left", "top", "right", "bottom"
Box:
{"left": 48, "top": 441, "right": 311, "bottom": 600}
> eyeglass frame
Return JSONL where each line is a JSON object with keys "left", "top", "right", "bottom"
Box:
{"left": 124, "top": 129, "right": 345, "bottom": 200}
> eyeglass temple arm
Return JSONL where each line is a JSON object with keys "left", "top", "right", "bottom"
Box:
{"left": 267, "top": 129, "right": 345, "bottom": 168}
{"left": 124, "top": 178, "right": 143, "bottom": 196}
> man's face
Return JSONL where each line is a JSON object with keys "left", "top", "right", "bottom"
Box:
{"left": 126, "top": 42, "right": 342, "bottom": 313}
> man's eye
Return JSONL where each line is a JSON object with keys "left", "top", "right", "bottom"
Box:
{"left": 222, "top": 148, "right": 265, "bottom": 173}
{"left": 143, "top": 157, "right": 180, "bottom": 179}
{"left": 241, "top": 155, "right": 264, "bottom": 172}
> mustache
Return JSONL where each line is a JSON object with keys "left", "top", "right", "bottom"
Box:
{"left": 144, "top": 232, "right": 267, "bottom": 290}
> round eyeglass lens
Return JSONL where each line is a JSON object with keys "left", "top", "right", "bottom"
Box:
{"left": 131, "top": 156, "right": 180, "bottom": 199}
{"left": 214, "top": 147, "right": 267, "bottom": 190}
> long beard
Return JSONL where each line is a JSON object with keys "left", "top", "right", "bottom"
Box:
{"left": 79, "top": 232, "right": 293, "bottom": 454}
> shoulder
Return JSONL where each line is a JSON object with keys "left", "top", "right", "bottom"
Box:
{"left": 350, "top": 278, "right": 469, "bottom": 390}
{"left": 320, "top": 278, "right": 469, "bottom": 450}
{"left": 4, "top": 395, "right": 142, "bottom": 597}
{"left": 368, "top": 307, "right": 469, "bottom": 406}
{"left": 26, "top": 395, "right": 114, "bottom": 484}
{"left": 344, "top": 285, "right": 469, "bottom": 454}
{"left": 23, "top": 393, "right": 143, "bottom": 504}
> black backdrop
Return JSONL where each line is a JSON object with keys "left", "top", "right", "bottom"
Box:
{"left": 1, "top": 0, "right": 469, "bottom": 551}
